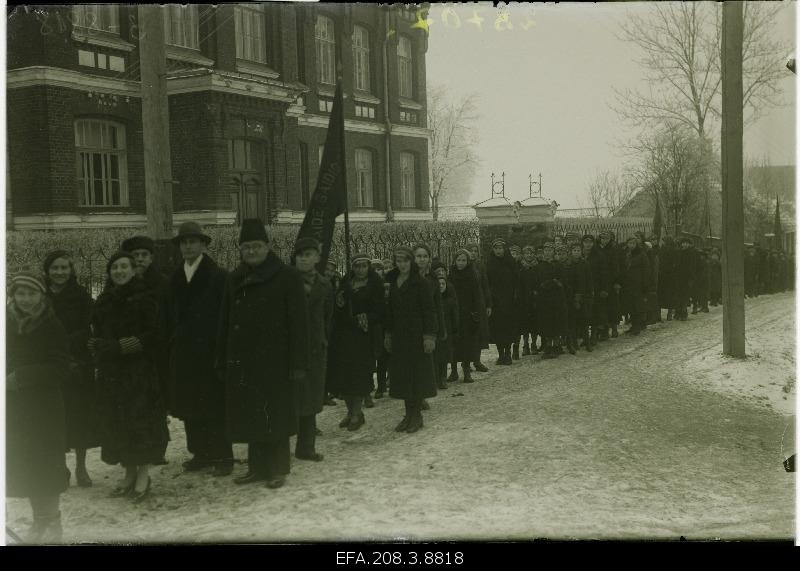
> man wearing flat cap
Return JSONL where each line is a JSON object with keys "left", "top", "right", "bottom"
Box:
{"left": 216, "top": 218, "right": 309, "bottom": 489}
{"left": 163, "top": 222, "right": 233, "bottom": 477}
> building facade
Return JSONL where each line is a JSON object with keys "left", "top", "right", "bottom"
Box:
{"left": 7, "top": 4, "right": 432, "bottom": 229}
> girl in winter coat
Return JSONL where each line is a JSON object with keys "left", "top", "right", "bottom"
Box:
{"left": 622, "top": 238, "right": 651, "bottom": 335}
{"left": 485, "top": 238, "right": 518, "bottom": 366}
{"left": 449, "top": 249, "right": 485, "bottom": 383}
{"left": 91, "top": 252, "right": 169, "bottom": 503}
{"left": 466, "top": 242, "right": 492, "bottom": 372}
{"left": 414, "top": 245, "right": 447, "bottom": 396}
{"left": 43, "top": 250, "right": 98, "bottom": 488}
{"left": 437, "top": 275, "right": 460, "bottom": 388}
{"left": 327, "top": 253, "right": 385, "bottom": 431}
{"left": 385, "top": 246, "right": 438, "bottom": 434}
{"left": 7, "top": 271, "right": 71, "bottom": 543}
{"left": 518, "top": 246, "right": 540, "bottom": 355}
{"left": 537, "top": 242, "right": 568, "bottom": 358}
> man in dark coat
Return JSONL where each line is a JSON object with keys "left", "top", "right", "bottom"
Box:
{"left": 537, "top": 242, "right": 567, "bottom": 358}
{"left": 658, "top": 237, "right": 677, "bottom": 319}
{"left": 564, "top": 243, "right": 594, "bottom": 353}
{"left": 599, "top": 231, "right": 622, "bottom": 338}
{"left": 673, "top": 237, "right": 695, "bottom": 321}
{"left": 486, "top": 238, "right": 518, "bottom": 366}
{"left": 467, "top": 242, "right": 492, "bottom": 372}
{"left": 216, "top": 219, "right": 308, "bottom": 489}
{"left": 293, "top": 238, "right": 333, "bottom": 462}
{"left": 583, "top": 235, "right": 610, "bottom": 345}
{"left": 164, "top": 222, "right": 232, "bottom": 477}
{"left": 622, "top": 236, "right": 651, "bottom": 335}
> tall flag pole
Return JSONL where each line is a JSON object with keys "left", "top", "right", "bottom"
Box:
{"left": 295, "top": 77, "right": 349, "bottom": 272}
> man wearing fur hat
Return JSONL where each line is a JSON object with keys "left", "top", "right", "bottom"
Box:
{"left": 216, "top": 219, "right": 309, "bottom": 489}
{"left": 163, "top": 222, "right": 233, "bottom": 477}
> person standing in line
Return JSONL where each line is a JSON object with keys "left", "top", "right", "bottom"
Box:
{"left": 582, "top": 235, "right": 610, "bottom": 346}
{"left": 7, "top": 271, "right": 71, "bottom": 543}
{"left": 448, "top": 249, "right": 484, "bottom": 384}
{"left": 674, "top": 237, "right": 695, "bottom": 321}
{"left": 327, "top": 253, "right": 385, "bottom": 430}
{"left": 658, "top": 237, "right": 677, "bottom": 320}
{"left": 216, "top": 219, "right": 308, "bottom": 489}
{"left": 486, "top": 238, "right": 519, "bottom": 366}
{"left": 91, "top": 252, "right": 170, "bottom": 503}
{"left": 466, "top": 242, "right": 492, "bottom": 373}
{"left": 692, "top": 249, "right": 710, "bottom": 314}
{"left": 374, "top": 258, "right": 394, "bottom": 399}
{"left": 564, "top": 243, "right": 594, "bottom": 354}
{"left": 437, "top": 275, "right": 460, "bottom": 389}
{"left": 537, "top": 242, "right": 566, "bottom": 359}
{"left": 709, "top": 248, "right": 722, "bottom": 306}
{"left": 384, "top": 246, "right": 438, "bottom": 434}
{"left": 293, "top": 238, "right": 333, "bottom": 462}
{"left": 622, "top": 237, "right": 651, "bottom": 335}
{"left": 43, "top": 251, "right": 98, "bottom": 488}
{"left": 599, "top": 231, "right": 622, "bottom": 338}
{"left": 518, "top": 245, "right": 539, "bottom": 355}
{"left": 643, "top": 240, "right": 661, "bottom": 324}
{"left": 508, "top": 244, "right": 525, "bottom": 360}
{"left": 163, "top": 222, "right": 232, "bottom": 477}
{"left": 414, "top": 245, "right": 447, "bottom": 400}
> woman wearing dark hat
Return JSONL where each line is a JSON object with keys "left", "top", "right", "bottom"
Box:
{"left": 326, "top": 252, "right": 385, "bottom": 431}
{"left": 293, "top": 237, "right": 334, "bottom": 461}
{"left": 414, "top": 244, "right": 447, "bottom": 393}
{"left": 163, "top": 222, "right": 233, "bottom": 477}
{"left": 90, "top": 251, "right": 170, "bottom": 503}
{"left": 7, "top": 271, "right": 71, "bottom": 543}
{"left": 449, "top": 248, "right": 484, "bottom": 383}
{"left": 485, "top": 238, "right": 518, "bottom": 365}
{"left": 43, "top": 250, "right": 98, "bottom": 488}
{"left": 385, "top": 246, "right": 438, "bottom": 433}
{"left": 216, "top": 219, "right": 308, "bottom": 489}
{"left": 466, "top": 242, "right": 492, "bottom": 372}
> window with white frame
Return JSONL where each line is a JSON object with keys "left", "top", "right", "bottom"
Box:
{"left": 72, "top": 5, "right": 120, "bottom": 34}
{"left": 355, "top": 149, "right": 374, "bottom": 207}
{"left": 235, "top": 4, "right": 266, "bottom": 63}
{"left": 315, "top": 15, "right": 336, "bottom": 85}
{"left": 75, "top": 119, "right": 128, "bottom": 206}
{"left": 398, "top": 36, "right": 413, "bottom": 99}
{"left": 400, "top": 152, "right": 416, "bottom": 208}
{"left": 352, "top": 26, "right": 371, "bottom": 92}
{"left": 164, "top": 5, "right": 199, "bottom": 49}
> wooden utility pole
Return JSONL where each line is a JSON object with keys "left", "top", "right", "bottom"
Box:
{"left": 138, "top": 6, "right": 173, "bottom": 240}
{"left": 721, "top": 1, "right": 746, "bottom": 358}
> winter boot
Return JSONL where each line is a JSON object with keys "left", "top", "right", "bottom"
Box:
{"left": 512, "top": 343, "right": 520, "bottom": 360}
{"left": 364, "top": 395, "right": 375, "bottom": 408}
{"left": 474, "top": 361, "right": 489, "bottom": 373}
{"left": 27, "top": 512, "right": 62, "bottom": 545}
{"left": 447, "top": 364, "right": 459, "bottom": 383}
{"left": 611, "top": 325, "right": 619, "bottom": 338}
{"left": 406, "top": 411, "right": 424, "bottom": 434}
{"left": 462, "top": 363, "right": 474, "bottom": 383}
{"left": 566, "top": 337, "right": 577, "bottom": 355}
{"left": 395, "top": 402, "right": 412, "bottom": 432}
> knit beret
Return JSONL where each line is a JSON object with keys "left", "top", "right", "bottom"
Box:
{"left": 351, "top": 252, "right": 371, "bottom": 266}
{"left": 491, "top": 238, "right": 507, "bottom": 247}
{"left": 394, "top": 245, "right": 414, "bottom": 260}
{"left": 9, "top": 270, "right": 46, "bottom": 295}
{"left": 294, "top": 237, "right": 321, "bottom": 255}
{"left": 106, "top": 251, "right": 136, "bottom": 274}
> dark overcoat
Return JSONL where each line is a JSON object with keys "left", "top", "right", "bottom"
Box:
{"left": 674, "top": 247, "right": 696, "bottom": 308}
{"left": 449, "top": 262, "right": 484, "bottom": 363}
{"left": 517, "top": 261, "right": 540, "bottom": 334}
{"left": 536, "top": 260, "right": 567, "bottom": 338}
{"left": 473, "top": 260, "right": 492, "bottom": 349}
{"left": 709, "top": 258, "right": 722, "bottom": 298}
{"left": 586, "top": 246, "right": 611, "bottom": 327}
{"left": 216, "top": 251, "right": 308, "bottom": 443}
{"left": 164, "top": 254, "right": 228, "bottom": 421}
{"left": 298, "top": 272, "right": 333, "bottom": 416}
{"left": 622, "top": 247, "right": 651, "bottom": 315}
{"left": 646, "top": 248, "right": 660, "bottom": 315}
{"left": 6, "top": 304, "right": 71, "bottom": 498}
{"left": 142, "top": 265, "right": 171, "bottom": 407}
{"left": 486, "top": 251, "right": 518, "bottom": 345}
{"left": 327, "top": 271, "right": 384, "bottom": 397}
{"left": 438, "top": 283, "right": 460, "bottom": 368}
{"left": 564, "top": 258, "right": 593, "bottom": 333}
{"left": 92, "top": 278, "right": 170, "bottom": 467}
{"left": 658, "top": 245, "right": 677, "bottom": 310}
{"left": 385, "top": 269, "right": 438, "bottom": 401}
{"left": 47, "top": 279, "right": 100, "bottom": 450}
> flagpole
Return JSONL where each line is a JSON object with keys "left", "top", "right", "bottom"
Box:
{"left": 336, "top": 75, "right": 352, "bottom": 270}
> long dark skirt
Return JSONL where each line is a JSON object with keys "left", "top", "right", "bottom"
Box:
{"left": 64, "top": 365, "right": 101, "bottom": 450}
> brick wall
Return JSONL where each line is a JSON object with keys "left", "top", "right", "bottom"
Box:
{"left": 391, "top": 135, "right": 430, "bottom": 212}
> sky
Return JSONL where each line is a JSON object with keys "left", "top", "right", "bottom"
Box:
{"left": 425, "top": 2, "right": 797, "bottom": 208}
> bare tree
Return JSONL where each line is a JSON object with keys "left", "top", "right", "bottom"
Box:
{"left": 427, "top": 85, "right": 480, "bottom": 220}
{"left": 613, "top": 2, "right": 790, "bottom": 139}
{"left": 743, "top": 156, "right": 795, "bottom": 243}
{"left": 586, "top": 169, "right": 637, "bottom": 217}
{"left": 626, "top": 122, "right": 717, "bottom": 236}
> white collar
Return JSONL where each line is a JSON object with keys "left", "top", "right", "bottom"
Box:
{"left": 184, "top": 254, "right": 204, "bottom": 283}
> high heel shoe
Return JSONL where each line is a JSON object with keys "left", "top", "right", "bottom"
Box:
{"left": 130, "top": 477, "right": 152, "bottom": 504}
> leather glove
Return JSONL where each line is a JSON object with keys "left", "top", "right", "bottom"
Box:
{"left": 423, "top": 337, "right": 436, "bottom": 354}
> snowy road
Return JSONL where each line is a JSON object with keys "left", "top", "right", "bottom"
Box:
{"left": 6, "top": 293, "right": 796, "bottom": 542}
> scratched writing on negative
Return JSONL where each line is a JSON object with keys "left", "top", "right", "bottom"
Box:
{"left": 30, "top": 8, "right": 145, "bottom": 41}
{"left": 390, "top": 6, "right": 538, "bottom": 36}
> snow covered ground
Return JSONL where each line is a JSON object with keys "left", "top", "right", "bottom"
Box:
{"left": 5, "top": 292, "right": 796, "bottom": 543}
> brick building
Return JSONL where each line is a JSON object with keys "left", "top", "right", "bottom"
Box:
{"left": 7, "top": 4, "right": 432, "bottom": 229}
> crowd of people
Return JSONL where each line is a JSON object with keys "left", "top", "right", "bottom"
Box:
{"left": 6, "top": 219, "right": 795, "bottom": 543}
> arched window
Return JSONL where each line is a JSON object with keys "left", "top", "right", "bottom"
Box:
{"left": 397, "top": 35, "right": 413, "bottom": 98}
{"left": 75, "top": 119, "right": 128, "bottom": 206}
{"left": 315, "top": 15, "right": 336, "bottom": 85}
{"left": 399, "top": 152, "right": 416, "bottom": 208}
{"left": 352, "top": 26, "right": 371, "bottom": 92}
{"left": 355, "top": 149, "right": 374, "bottom": 207}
